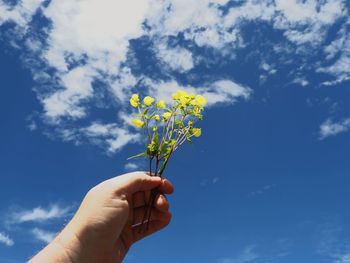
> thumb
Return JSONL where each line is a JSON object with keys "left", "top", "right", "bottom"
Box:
{"left": 109, "top": 172, "right": 162, "bottom": 196}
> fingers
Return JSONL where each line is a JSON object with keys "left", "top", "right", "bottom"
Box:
{"left": 133, "top": 205, "right": 170, "bottom": 226}
{"left": 132, "top": 192, "right": 170, "bottom": 226}
{"left": 133, "top": 191, "right": 148, "bottom": 208}
{"left": 132, "top": 215, "right": 172, "bottom": 242}
{"left": 132, "top": 179, "right": 174, "bottom": 208}
{"left": 133, "top": 191, "right": 170, "bottom": 210}
{"left": 155, "top": 194, "right": 169, "bottom": 211}
{"left": 108, "top": 172, "right": 162, "bottom": 196}
{"left": 128, "top": 177, "right": 173, "bottom": 242}
{"left": 159, "top": 179, "right": 174, "bottom": 195}
{"left": 104, "top": 172, "right": 174, "bottom": 198}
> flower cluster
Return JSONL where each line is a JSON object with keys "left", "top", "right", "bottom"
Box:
{"left": 128, "top": 90, "right": 206, "bottom": 232}
{"left": 129, "top": 90, "right": 206, "bottom": 176}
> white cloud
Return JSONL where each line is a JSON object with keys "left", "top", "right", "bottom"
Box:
{"left": 10, "top": 204, "right": 72, "bottom": 224}
{"left": 0, "top": 0, "right": 44, "bottom": 28}
{"left": 320, "top": 20, "right": 350, "bottom": 85}
{"left": 205, "top": 80, "right": 251, "bottom": 105}
{"left": 260, "top": 62, "right": 276, "bottom": 74}
{"left": 147, "top": 0, "right": 244, "bottom": 49}
{"left": 32, "top": 228, "right": 56, "bottom": 244}
{"left": 274, "top": 0, "right": 316, "bottom": 22}
{"left": 324, "top": 22, "right": 349, "bottom": 60}
{"left": 42, "top": 66, "right": 95, "bottom": 121}
{"left": 146, "top": 79, "right": 251, "bottom": 106}
{"left": 273, "top": 0, "right": 345, "bottom": 46}
{"left": 293, "top": 77, "right": 309, "bottom": 87}
{"left": 81, "top": 122, "right": 140, "bottom": 153}
{"left": 148, "top": 0, "right": 222, "bottom": 36}
{"left": 43, "top": 0, "right": 150, "bottom": 72}
{"left": 319, "top": 118, "right": 350, "bottom": 139}
{"left": 124, "top": 162, "right": 140, "bottom": 171}
{"left": 334, "top": 254, "right": 350, "bottom": 263}
{"left": 155, "top": 42, "right": 194, "bottom": 72}
{"left": 0, "top": 232, "right": 14, "bottom": 247}
{"left": 218, "top": 246, "right": 259, "bottom": 263}
{"left": 40, "top": 0, "right": 152, "bottom": 122}
{"left": 224, "top": 1, "right": 275, "bottom": 26}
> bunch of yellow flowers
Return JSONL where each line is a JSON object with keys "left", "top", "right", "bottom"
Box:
{"left": 128, "top": 90, "right": 206, "bottom": 231}
{"left": 129, "top": 90, "right": 206, "bottom": 172}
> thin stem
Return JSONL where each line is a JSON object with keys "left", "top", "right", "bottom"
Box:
{"left": 145, "top": 156, "right": 160, "bottom": 231}
{"left": 175, "top": 129, "right": 190, "bottom": 149}
{"left": 159, "top": 105, "right": 179, "bottom": 150}
{"left": 159, "top": 145, "right": 175, "bottom": 176}
{"left": 139, "top": 157, "right": 153, "bottom": 234}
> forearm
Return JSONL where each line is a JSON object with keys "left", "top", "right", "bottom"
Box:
{"left": 29, "top": 226, "right": 83, "bottom": 263}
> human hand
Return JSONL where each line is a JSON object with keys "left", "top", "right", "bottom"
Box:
{"left": 29, "top": 172, "right": 174, "bottom": 263}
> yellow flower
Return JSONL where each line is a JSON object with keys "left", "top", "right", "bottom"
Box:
{"left": 130, "top": 94, "right": 140, "bottom": 108}
{"left": 172, "top": 90, "right": 188, "bottom": 100}
{"left": 131, "top": 119, "right": 145, "bottom": 128}
{"left": 195, "top": 95, "right": 206, "bottom": 107}
{"left": 180, "top": 96, "right": 191, "bottom": 107}
{"left": 163, "top": 112, "right": 172, "bottom": 121}
{"left": 153, "top": 114, "right": 160, "bottom": 121}
{"left": 192, "top": 128, "right": 202, "bottom": 137}
{"left": 156, "top": 100, "right": 166, "bottom": 109}
{"left": 192, "top": 106, "right": 202, "bottom": 116}
{"left": 143, "top": 96, "right": 155, "bottom": 106}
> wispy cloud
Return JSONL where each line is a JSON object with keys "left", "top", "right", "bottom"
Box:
{"left": 124, "top": 162, "right": 140, "bottom": 171}
{"left": 145, "top": 79, "right": 252, "bottom": 107}
{"left": 319, "top": 19, "right": 350, "bottom": 86}
{"left": 155, "top": 41, "right": 194, "bottom": 73}
{"left": 31, "top": 228, "right": 56, "bottom": 244}
{"left": 333, "top": 253, "right": 350, "bottom": 263}
{"left": 319, "top": 118, "right": 350, "bottom": 139}
{"left": 80, "top": 122, "right": 141, "bottom": 154}
{"left": 249, "top": 184, "right": 276, "bottom": 197}
{"left": 312, "top": 218, "right": 350, "bottom": 263}
{"left": 9, "top": 204, "right": 72, "bottom": 224}
{"left": 218, "top": 245, "right": 259, "bottom": 263}
{"left": 200, "top": 176, "right": 220, "bottom": 187}
{"left": 0, "top": 232, "right": 14, "bottom": 247}
{"left": 0, "top": 0, "right": 44, "bottom": 28}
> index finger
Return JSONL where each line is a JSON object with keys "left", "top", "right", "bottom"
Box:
{"left": 107, "top": 172, "right": 162, "bottom": 196}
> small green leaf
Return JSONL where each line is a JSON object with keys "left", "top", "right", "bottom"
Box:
{"left": 154, "top": 132, "right": 159, "bottom": 144}
{"left": 127, "top": 152, "right": 147, "bottom": 160}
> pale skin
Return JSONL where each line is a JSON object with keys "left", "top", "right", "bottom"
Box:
{"left": 29, "top": 172, "right": 174, "bottom": 263}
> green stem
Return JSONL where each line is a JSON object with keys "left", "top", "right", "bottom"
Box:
{"left": 145, "top": 156, "right": 160, "bottom": 231}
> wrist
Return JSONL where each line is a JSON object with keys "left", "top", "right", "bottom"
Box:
{"left": 29, "top": 224, "right": 85, "bottom": 263}
{"left": 54, "top": 228, "right": 84, "bottom": 262}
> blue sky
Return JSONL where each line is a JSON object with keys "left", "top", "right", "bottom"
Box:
{"left": 1, "top": 0, "right": 350, "bottom": 262}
